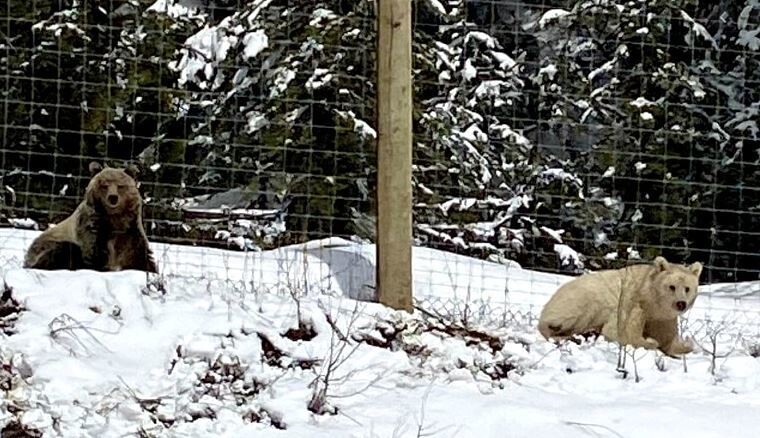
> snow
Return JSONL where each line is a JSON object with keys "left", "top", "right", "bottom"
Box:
{"left": 309, "top": 8, "right": 338, "bottom": 26}
{"left": 7, "top": 218, "right": 38, "bottom": 230}
{"left": 737, "top": 2, "right": 760, "bottom": 49}
{"left": 539, "top": 9, "right": 571, "bottom": 28}
{"left": 630, "top": 97, "right": 654, "bottom": 108}
{"left": 491, "top": 124, "right": 531, "bottom": 147}
{"left": 169, "top": 23, "right": 237, "bottom": 89}
{"left": 165, "top": 6, "right": 270, "bottom": 90}
{"left": 464, "top": 31, "right": 496, "bottom": 49}
{"left": 3, "top": 229, "right": 760, "bottom": 436}
{"left": 425, "top": 0, "right": 447, "bottom": 15}
{"left": 539, "top": 168, "right": 583, "bottom": 189}
{"left": 680, "top": 11, "right": 718, "bottom": 49}
{"left": 461, "top": 124, "right": 488, "bottom": 143}
{"left": 538, "top": 64, "right": 558, "bottom": 81}
{"left": 146, "top": 0, "right": 202, "bottom": 20}
{"left": 738, "top": 27, "right": 760, "bottom": 50}
{"left": 246, "top": 111, "right": 268, "bottom": 133}
{"left": 352, "top": 119, "right": 376, "bottom": 139}
{"left": 588, "top": 58, "right": 617, "bottom": 81}
{"left": 540, "top": 226, "right": 564, "bottom": 243}
{"left": 553, "top": 243, "right": 584, "bottom": 271}
{"left": 490, "top": 51, "right": 516, "bottom": 70}
{"left": 686, "top": 77, "right": 707, "bottom": 99}
{"left": 462, "top": 59, "right": 477, "bottom": 81}
{"left": 436, "top": 196, "right": 527, "bottom": 218}
{"left": 335, "top": 110, "right": 377, "bottom": 139}
{"left": 305, "top": 68, "right": 333, "bottom": 90}
{"left": 270, "top": 68, "right": 296, "bottom": 99}
{"left": 242, "top": 30, "right": 268, "bottom": 59}
{"left": 182, "top": 207, "right": 280, "bottom": 218}
{"left": 473, "top": 80, "right": 507, "bottom": 100}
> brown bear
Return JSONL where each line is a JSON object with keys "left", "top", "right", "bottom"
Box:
{"left": 23, "top": 162, "right": 157, "bottom": 273}
{"left": 537, "top": 256, "right": 702, "bottom": 357}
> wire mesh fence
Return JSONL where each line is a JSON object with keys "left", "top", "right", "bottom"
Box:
{"left": 1, "top": 0, "right": 760, "bottom": 344}
{"left": 2, "top": 0, "right": 377, "bottom": 249}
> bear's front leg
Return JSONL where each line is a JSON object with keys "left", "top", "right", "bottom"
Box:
{"left": 601, "top": 313, "right": 621, "bottom": 343}
{"left": 620, "top": 306, "right": 659, "bottom": 350}
{"left": 78, "top": 217, "right": 109, "bottom": 271}
{"left": 645, "top": 318, "right": 694, "bottom": 357}
{"left": 78, "top": 231, "right": 98, "bottom": 269}
{"left": 666, "top": 338, "right": 694, "bottom": 356}
{"left": 132, "top": 231, "right": 158, "bottom": 273}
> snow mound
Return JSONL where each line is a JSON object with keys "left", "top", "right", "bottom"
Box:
{"left": 1, "top": 229, "right": 760, "bottom": 436}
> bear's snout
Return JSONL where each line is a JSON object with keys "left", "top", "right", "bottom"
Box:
{"left": 107, "top": 194, "right": 119, "bottom": 206}
{"left": 675, "top": 300, "right": 687, "bottom": 312}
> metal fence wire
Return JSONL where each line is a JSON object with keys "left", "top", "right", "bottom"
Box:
{"left": 1, "top": 0, "right": 760, "bottom": 336}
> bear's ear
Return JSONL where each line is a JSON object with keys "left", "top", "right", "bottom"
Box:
{"left": 688, "top": 261, "right": 703, "bottom": 278}
{"left": 124, "top": 163, "right": 140, "bottom": 181}
{"left": 88, "top": 161, "right": 103, "bottom": 176}
{"left": 653, "top": 256, "right": 669, "bottom": 272}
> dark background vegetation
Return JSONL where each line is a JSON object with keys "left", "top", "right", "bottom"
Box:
{"left": 1, "top": 0, "right": 759, "bottom": 283}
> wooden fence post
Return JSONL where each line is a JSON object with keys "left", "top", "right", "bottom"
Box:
{"left": 376, "top": 0, "right": 413, "bottom": 312}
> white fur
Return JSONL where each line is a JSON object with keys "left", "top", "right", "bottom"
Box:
{"left": 537, "top": 256, "right": 703, "bottom": 356}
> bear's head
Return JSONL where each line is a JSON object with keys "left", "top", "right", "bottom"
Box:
{"left": 651, "top": 256, "right": 703, "bottom": 317}
{"left": 85, "top": 162, "right": 142, "bottom": 217}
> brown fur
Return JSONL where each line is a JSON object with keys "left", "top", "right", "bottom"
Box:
{"left": 537, "top": 256, "right": 702, "bottom": 357}
{"left": 23, "top": 162, "right": 157, "bottom": 273}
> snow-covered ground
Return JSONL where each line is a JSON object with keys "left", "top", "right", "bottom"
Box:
{"left": 1, "top": 228, "right": 760, "bottom": 437}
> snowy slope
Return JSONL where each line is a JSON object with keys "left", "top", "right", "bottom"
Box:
{"left": 1, "top": 229, "right": 760, "bottom": 437}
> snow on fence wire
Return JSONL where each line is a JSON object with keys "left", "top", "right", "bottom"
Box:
{"left": 2, "top": 0, "right": 760, "bottom": 342}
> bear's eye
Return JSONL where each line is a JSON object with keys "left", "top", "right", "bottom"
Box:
{"left": 117, "top": 184, "right": 126, "bottom": 189}
{"left": 685, "top": 287, "right": 690, "bottom": 293}
{"left": 669, "top": 285, "right": 676, "bottom": 292}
